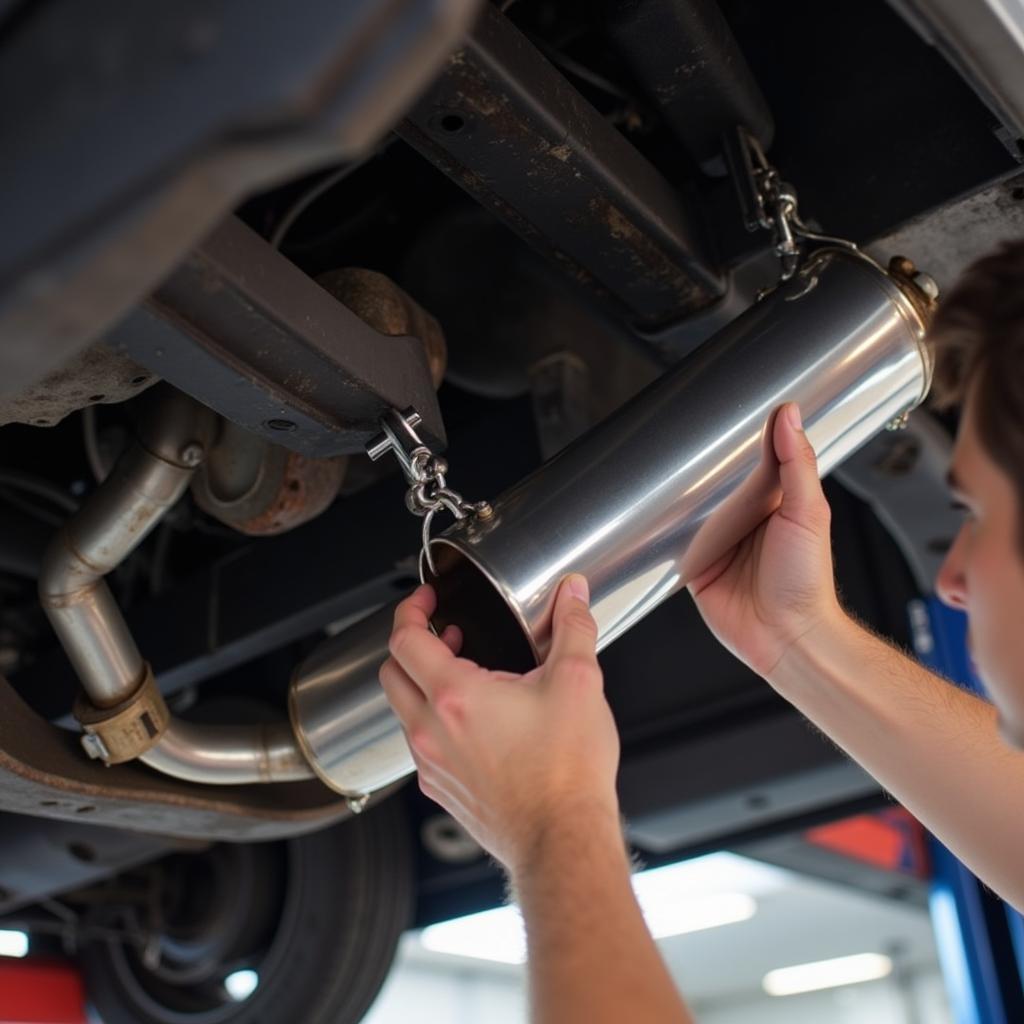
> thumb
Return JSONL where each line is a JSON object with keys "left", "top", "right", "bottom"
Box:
{"left": 774, "top": 403, "right": 829, "bottom": 529}
{"left": 545, "top": 574, "right": 600, "bottom": 670}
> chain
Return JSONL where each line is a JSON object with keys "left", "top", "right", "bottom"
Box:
{"left": 738, "top": 131, "right": 862, "bottom": 283}
{"left": 367, "top": 408, "right": 493, "bottom": 577}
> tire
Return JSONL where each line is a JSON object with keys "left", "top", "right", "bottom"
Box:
{"left": 81, "top": 795, "right": 413, "bottom": 1024}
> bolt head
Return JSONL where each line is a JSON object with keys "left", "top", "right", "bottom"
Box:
{"left": 346, "top": 794, "right": 370, "bottom": 815}
{"left": 179, "top": 442, "right": 205, "bottom": 467}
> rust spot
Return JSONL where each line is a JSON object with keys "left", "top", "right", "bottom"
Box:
{"left": 232, "top": 454, "right": 345, "bottom": 536}
{"left": 588, "top": 196, "right": 713, "bottom": 312}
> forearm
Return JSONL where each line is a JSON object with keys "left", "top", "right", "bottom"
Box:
{"left": 771, "top": 614, "right": 1024, "bottom": 909}
{"left": 512, "top": 803, "right": 693, "bottom": 1024}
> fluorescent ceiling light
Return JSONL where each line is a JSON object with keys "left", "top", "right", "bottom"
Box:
{"left": 0, "top": 930, "right": 28, "bottom": 958}
{"left": 420, "top": 852, "right": 775, "bottom": 964}
{"left": 763, "top": 952, "right": 893, "bottom": 996}
{"left": 224, "top": 969, "right": 259, "bottom": 1001}
{"left": 421, "top": 906, "right": 527, "bottom": 965}
{"left": 639, "top": 892, "right": 756, "bottom": 940}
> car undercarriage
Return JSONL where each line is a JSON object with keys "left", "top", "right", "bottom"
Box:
{"left": 2, "top": 0, "right": 1024, "bottom": 1020}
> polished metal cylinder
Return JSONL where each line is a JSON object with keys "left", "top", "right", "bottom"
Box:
{"left": 40, "top": 432, "right": 198, "bottom": 706}
{"left": 424, "top": 250, "right": 933, "bottom": 670}
{"left": 140, "top": 718, "right": 314, "bottom": 785}
{"left": 289, "top": 604, "right": 413, "bottom": 797}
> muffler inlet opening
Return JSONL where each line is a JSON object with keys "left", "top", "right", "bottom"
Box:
{"left": 423, "top": 542, "right": 537, "bottom": 675}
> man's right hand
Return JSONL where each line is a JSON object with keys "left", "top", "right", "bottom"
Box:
{"left": 688, "top": 402, "right": 846, "bottom": 679}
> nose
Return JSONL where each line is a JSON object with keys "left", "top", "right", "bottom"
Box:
{"left": 936, "top": 525, "right": 969, "bottom": 610}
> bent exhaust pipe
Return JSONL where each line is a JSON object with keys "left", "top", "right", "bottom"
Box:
{"left": 290, "top": 248, "right": 935, "bottom": 796}
{"left": 38, "top": 386, "right": 315, "bottom": 784}
{"left": 40, "top": 249, "right": 933, "bottom": 805}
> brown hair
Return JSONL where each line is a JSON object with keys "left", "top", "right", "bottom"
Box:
{"left": 928, "top": 240, "right": 1024, "bottom": 526}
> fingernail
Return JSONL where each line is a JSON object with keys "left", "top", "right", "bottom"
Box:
{"left": 568, "top": 574, "right": 589, "bottom": 604}
{"left": 787, "top": 403, "right": 803, "bottom": 431}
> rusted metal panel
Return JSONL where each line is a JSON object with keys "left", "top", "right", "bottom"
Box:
{"left": 0, "top": 675, "right": 356, "bottom": 842}
{"left": 398, "top": 3, "right": 725, "bottom": 329}
{"left": 0, "top": 343, "right": 156, "bottom": 428}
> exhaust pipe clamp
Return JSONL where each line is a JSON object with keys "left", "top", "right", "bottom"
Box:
{"left": 74, "top": 664, "right": 170, "bottom": 764}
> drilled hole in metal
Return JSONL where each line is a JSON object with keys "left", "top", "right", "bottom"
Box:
{"left": 68, "top": 842, "right": 97, "bottom": 863}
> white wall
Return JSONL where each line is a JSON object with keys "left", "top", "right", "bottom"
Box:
{"left": 363, "top": 956, "right": 527, "bottom": 1024}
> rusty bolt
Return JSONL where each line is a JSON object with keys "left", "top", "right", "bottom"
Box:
{"left": 179, "top": 442, "right": 205, "bottom": 467}
{"left": 475, "top": 501, "right": 494, "bottom": 521}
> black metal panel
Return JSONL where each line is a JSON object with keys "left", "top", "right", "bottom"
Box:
{"left": 607, "top": 0, "right": 774, "bottom": 172}
{"left": 109, "top": 216, "right": 444, "bottom": 456}
{"left": 398, "top": 2, "right": 725, "bottom": 330}
{"left": 0, "top": 813, "right": 176, "bottom": 915}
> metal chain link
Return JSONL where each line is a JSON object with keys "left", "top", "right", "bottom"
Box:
{"left": 741, "top": 131, "right": 863, "bottom": 282}
{"left": 367, "top": 409, "right": 493, "bottom": 577}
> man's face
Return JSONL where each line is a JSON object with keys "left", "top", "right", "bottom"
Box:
{"left": 937, "top": 381, "right": 1024, "bottom": 746}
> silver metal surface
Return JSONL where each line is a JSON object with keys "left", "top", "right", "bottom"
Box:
{"left": 39, "top": 386, "right": 314, "bottom": 785}
{"left": 39, "top": 427, "right": 200, "bottom": 707}
{"left": 426, "top": 250, "right": 933, "bottom": 668}
{"left": 890, "top": 0, "right": 1024, "bottom": 137}
{"left": 140, "top": 719, "right": 314, "bottom": 785}
{"left": 290, "top": 604, "right": 414, "bottom": 798}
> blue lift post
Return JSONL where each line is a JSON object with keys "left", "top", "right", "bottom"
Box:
{"left": 910, "top": 596, "right": 1024, "bottom": 1024}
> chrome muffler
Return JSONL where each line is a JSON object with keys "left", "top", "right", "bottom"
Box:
{"left": 290, "top": 248, "right": 934, "bottom": 797}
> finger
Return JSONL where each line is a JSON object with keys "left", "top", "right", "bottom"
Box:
{"left": 389, "top": 585, "right": 460, "bottom": 690}
{"left": 393, "top": 583, "right": 438, "bottom": 630}
{"left": 379, "top": 656, "right": 426, "bottom": 725}
{"left": 545, "top": 574, "right": 599, "bottom": 669}
{"left": 440, "top": 624, "right": 463, "bottom": 655}
{"left": 773, "top": 403, "right": 829, "bottom": 529}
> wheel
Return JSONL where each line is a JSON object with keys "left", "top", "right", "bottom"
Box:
{"left": 80, "top": 795, "right": 413, "bottom": 1024}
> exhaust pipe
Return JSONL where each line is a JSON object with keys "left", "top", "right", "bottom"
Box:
{"left": 289, "top": 247, "right": 934, "bottom": 797}
{"left": 39, "top": 248, "right": 933, "bottom": 806}
{"left": 39, "top": 386, "right": 315, "bottom": 784}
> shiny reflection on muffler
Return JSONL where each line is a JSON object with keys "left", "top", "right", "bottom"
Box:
{"left": 424, "top": 249, "right": 933, "bottom": 669}
{"left": 289, "top": 248, "right": 934, "bottom": 800}
{"left": 290, "top": 603, "right": 413, "bottom": 800}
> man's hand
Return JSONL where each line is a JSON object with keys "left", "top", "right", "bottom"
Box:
{"left": 379, "top": 573, "right": 620, "bottom": 877}
{"left": 688, "top": 402, "right": 846, "bottom": 679}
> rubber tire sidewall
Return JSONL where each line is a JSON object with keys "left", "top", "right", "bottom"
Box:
{"left": 82, "top": 795, "right": 414, "bottom": 1024}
